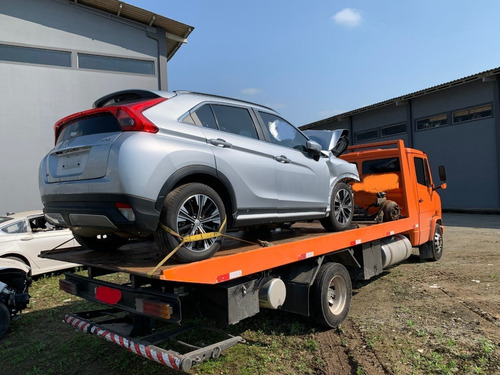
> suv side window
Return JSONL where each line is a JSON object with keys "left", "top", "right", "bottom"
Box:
{"left": 189, "top": 105, "right": 219, "bottom": 129}
{"left": 259, "top": 112, "right": 307, "bottom": 150}
{"left": 211, "top": 105, "right": 258, "bottom": 139}
{"left": 414, "top": 157, "right": 430, "bottom": 187}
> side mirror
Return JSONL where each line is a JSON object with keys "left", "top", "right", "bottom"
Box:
{"left": 434, "top": 165, "right": 447, "bottom": 190}
{"left": 306, "top": 140, "right": 322, "bottom": 160}
{"left": 438, "top": 165, "right": 447, "bottom": 182}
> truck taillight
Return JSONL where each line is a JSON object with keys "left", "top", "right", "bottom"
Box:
{"left": 136, "top": 298, "right": 172, "bottom": 320}
{"left": 60, "top": 279, "right": 78, "bottom": 295}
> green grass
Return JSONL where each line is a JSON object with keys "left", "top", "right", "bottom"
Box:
{"left": 2, "top": 270, "right": 499, "bottom": 375}
{"left": 0, "top": 272, "right": 324, "bottom": 375}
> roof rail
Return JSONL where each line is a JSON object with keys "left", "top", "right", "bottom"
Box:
{"left": 174, "top": 91, "right": 275, "bottom": 112}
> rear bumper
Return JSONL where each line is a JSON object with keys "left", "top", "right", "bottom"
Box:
{"left": 41, "top": 193, "right": 159, "bottom": 235}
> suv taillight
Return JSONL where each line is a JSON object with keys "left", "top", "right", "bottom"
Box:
{"left": 54, "top": 97, "right": 166, "bottom": 144}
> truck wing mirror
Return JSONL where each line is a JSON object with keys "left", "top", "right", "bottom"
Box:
{"left": 438, "top": 165, "right": 447, "bottom": 182}
{"left": 434, "top": 165, "right": 447, "bottom": 190}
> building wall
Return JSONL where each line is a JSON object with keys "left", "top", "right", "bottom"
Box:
{"left": 411, "top": 80, "right": 498, "bottom": 210}
{"left": 0, "top": 0, "right": 167, "bottom": 212}
{"left": 308, "top": 76, "right": 500, "bottom": 211}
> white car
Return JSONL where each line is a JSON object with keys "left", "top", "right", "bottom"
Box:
{"left": 0, "top": 211, "right": 80, "bottom": 276}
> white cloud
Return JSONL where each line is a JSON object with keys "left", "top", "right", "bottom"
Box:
{"left": 332, "top": 8, "right": 362, "bottom": 28}
{"left": 240, "top": 88, "right": 262, "bottom": 95}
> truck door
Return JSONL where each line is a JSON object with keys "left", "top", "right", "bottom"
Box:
{"left": 413, "top": 156, "right": 436, "bottom": 245}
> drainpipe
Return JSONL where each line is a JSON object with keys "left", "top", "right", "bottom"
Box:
{"left": 407, "top": 99, "right": 413, "bottom": 148}
{"left": 147, "top": 28, "right": 168, "bottom": 90}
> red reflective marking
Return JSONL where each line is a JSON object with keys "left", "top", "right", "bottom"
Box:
{"left": 168, "top": 354, "right": 178, "bottom": 369}
{"left": 216, "top": 273, "right": 229, "bottom": 283}
{"left": 95, "top": 286, "right": 122, "bottom": 304}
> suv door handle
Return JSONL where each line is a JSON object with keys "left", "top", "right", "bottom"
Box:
{"left": 210, "top": 138, "right": 232, "bottom": 148}
{"left": 274, "top": 155, "right": 291, "bottom": 164}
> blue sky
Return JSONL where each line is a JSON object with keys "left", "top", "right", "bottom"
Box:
{"left": 127, "top": 0, "right": 500, "bottom": 126}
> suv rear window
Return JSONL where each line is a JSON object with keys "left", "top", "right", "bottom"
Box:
{"left": 57, "top": 113, "right": 121, "bottom": 143}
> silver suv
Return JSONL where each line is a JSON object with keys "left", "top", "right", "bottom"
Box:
{"left": 39, "top": 90, "right": 359, "bottom": 262}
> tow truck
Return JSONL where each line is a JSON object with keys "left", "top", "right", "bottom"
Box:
{"left": 43, "top": 139, "right": 447, "bottom": 371}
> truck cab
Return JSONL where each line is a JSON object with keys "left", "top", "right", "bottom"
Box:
{"left": 342, "top": 140, "right": 446, "bottom": 259}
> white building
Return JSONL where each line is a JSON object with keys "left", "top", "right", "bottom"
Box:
{"left": 0, "top": 0, "right": 193, "bottom": 211}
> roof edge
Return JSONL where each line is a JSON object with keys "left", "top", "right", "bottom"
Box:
{"left": 302, "top": 66, "right": 500, "bottom": 130}
{"left": 73, "top": 0, "right": 194, "bottom": 61}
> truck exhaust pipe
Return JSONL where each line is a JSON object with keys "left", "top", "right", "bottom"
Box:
{"left": 380, "top": 234, "right": 412, "bottom": 268}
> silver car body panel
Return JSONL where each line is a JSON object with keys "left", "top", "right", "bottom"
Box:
{"left": 39, "top": 90, "right": 360, "bottom": 234}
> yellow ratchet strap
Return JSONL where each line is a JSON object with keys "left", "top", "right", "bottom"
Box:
{"left": 147, "top": 217, "right": 227, "bottom": 277}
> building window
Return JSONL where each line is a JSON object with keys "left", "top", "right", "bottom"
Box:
{"left": 0, "top": 44, "right": 71, "bottom": 67}
{"left": 453, "top": 104, "right": 493, "bottom": 124}
{"left": 78, "top": 53, "right": 155, "bottom": 75}
{"left": 354, "top": 129, "right": 378, "bottom": 142}
{"left": 415, "top": 113, "right": 448, "bottom": 131}
{"left": 381, "top": 123, "right": 407, "bottom": 137}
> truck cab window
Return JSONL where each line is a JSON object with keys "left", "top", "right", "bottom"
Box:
{"left": 414, "top": 157, "right": 430, "bottom": 187}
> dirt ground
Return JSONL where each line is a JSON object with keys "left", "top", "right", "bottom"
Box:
{"left": 315, "top": 213, "right": 500, "bottom": 374}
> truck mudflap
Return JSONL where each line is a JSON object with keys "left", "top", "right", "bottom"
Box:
{"left": 64, "top": 311, "right": 245, "bottom": 372}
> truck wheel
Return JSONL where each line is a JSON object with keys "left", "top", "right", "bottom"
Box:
{"left": 310, "top": 262, "right": 352, "bottom": 328}
{"left": 320, "top": 182, "right": 353, "bottom": 232}
{"left": 419, "top": 224, "right": 443, "bottom": 261}
{"left": 0, "top": 302, "right": 11, "bottom": 339}
{"left": 154, "top": 183, "right": 226, "bottom": 263}
{"left": 73, "top": 233, "right": 128, "bottom": 251}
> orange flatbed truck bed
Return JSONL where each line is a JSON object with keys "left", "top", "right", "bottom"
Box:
{"left": 44, "top": 140, "right": 447, "bottom": 372}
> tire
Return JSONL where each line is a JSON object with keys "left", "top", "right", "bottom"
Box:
{"left": 419, "top": 224, "right": 443, "bottom": 261}
{"left": 73, "top": 233, "right": 128, "bottom": 251}
{"left": 320, "top": 182, "right": 354, "bottom": 232}
{"left": 310, "top": 262, "right": 352, "bottom": 328}
{"left": 0, "top": 302, "right": 11, "bottom": 339}
{"left": 154, "top": 183, "right": 226, "bottom": 263}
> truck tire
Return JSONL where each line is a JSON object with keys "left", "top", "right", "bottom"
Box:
{"left": 320, "top": 182, "right": 354, "bottom": 232}
{"left": 418, "top": 224, "right": 443, "bottom": 261}
{"left": 73, "top": 233, "right": 128, "bottom": 251}
{"left": 310, "top": 262, "right": 352, "bottom": 328}
{"left": 0, "top": 302, "right": 10, "bottom": 339}
{"left": 154, "top": 183, "right": 226, "bottom": 263}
